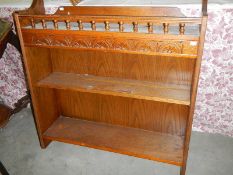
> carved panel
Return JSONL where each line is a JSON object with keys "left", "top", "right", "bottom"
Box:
{"left": 157, "top": 41, "right": 182, "bottom": 54}
{"left": 22, "top": 32, "right": 198, "bottom": 56}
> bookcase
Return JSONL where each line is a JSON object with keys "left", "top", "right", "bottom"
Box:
{"left": 14, "top": 1, "right": 208, "bottom": 174}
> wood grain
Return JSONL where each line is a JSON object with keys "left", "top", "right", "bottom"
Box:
{"left": 21, "top": 30, "right": 199, "bottom": 58}
{"left": 43, "top": 116, "right": 184, "bottom": 166}
{"left": 37, "top": 72, "right": 190, "bottom": 105}
{"left": 23, "top": 47, "right": 60, "bottom": 146}
{"left": 56, "top": 90, "right": 188, "bottom": 136}
{"left": 180, "top": 15, "right": 208, "bottom": 175}
{"left": 55, "top": 6, "right": 186, "bottom": 17}
{"left": 50, "top": 49, "right": 195, "bottom": 87}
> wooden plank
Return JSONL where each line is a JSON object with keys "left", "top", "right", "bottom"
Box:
{"left": 37, "top": 72, "right": 190, "bottom": 105}
{"left": 43, "top": 116, "right": 184, "bottom": 166}
{"left": 54, "top": 6, "right": 187, "bottom": 17}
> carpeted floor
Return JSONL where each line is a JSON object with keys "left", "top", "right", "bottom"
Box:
{"left": 0, "top": 108, "right": 233, "bottom": 175}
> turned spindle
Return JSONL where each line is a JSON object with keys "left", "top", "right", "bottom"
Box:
{"left": 41, "top": 19, "right": 47, "bottom": 29}
{"left": 163, "top": 23, "right": 169, "bottom": 34}
{"left": 78, "top": 20, "right": 83, "bottom": 30}
{"left": 91, "top": 21, "right": 96, "bottom": 31}
{"left": 148, "top": 22, "right": 153, "bottom": 33}
{"left": 105, "top": 21, "right": 110, "bottom": 31}
{"left": 66, "top": 20, "right": 71, "bottom": 30}
{"left": 179, "top": 23, "right": 185, "bottom": 35}
{"left": 31, "top": 18, "right": 35, "bottom": 29}
{"left": 54, "top": 20, "right": 58, "bottom": 29}
{"left": 119, "top": 21, "right": 124, "bottom": 32}
{"left": 133, "top": 22, "right": 138, "bottom": 32}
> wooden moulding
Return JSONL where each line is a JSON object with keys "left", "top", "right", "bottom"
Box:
{"left": 43, "top": 116, "right": 184, "bottom": 166}
{"left": 19, "top": 15, "right": 202, "bottom": 26}
{"left": 37, "top": 72, "right": 190, "bottom": 105}
{"left": 21, "top": 30, "right": 199, "bottom": 58}
{"left": 54, "top": 6, "right": 187, "bottom": 17}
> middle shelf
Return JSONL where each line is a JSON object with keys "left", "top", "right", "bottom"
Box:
{"left": 37, "top": 72, "right": 190, "bottom": 105}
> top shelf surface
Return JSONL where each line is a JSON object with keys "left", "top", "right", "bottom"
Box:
{"left": 37, "top": 72, "right": 190, "bottom": 105}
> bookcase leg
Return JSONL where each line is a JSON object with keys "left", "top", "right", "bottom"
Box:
{"left": 180, "top": 162, "right": 187, "bottom": 175}
{"left": 40, "top": 138, "right": 51, "bottom": 149}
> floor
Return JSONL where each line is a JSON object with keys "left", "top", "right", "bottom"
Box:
{"left": 0, "top": 108, "right": 233, "bottom": 175}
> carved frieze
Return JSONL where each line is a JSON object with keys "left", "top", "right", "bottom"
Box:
{"left": 23, "top": 33, "right": 197, "bottom": 56}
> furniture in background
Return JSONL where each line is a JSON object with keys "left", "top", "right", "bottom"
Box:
{"left": 0, "top": 19, "right": 14, "bottom": 127}
{"left": 14, "top": 0, "right": 207, "bottom": 174}
{"left": 0, "top": 103, "right": 11, "bottom": 128}
{"left": 0, "top": 161, "right": 9, "bottom": 175}
{"left": 0, "top": 19, "right": 29, "bottom": 128}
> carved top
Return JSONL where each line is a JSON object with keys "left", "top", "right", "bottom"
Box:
{"left": 70, "top": 0, "right": 81, "bottom": 6}
{"left": 24, "top": 0, "right": 208, "bottom": 16}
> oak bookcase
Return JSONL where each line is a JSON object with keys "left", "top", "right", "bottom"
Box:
{"left": 14, "top": 0, "right": 208, "bottom": 174}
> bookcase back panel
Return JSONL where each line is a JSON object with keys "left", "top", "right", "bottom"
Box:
{"left": 24, "top": 47, "right": 52, "bottom": 83}
{"left": 50, "top": 49, "right": 195, "bottom": 87}
{"left": 56, "top": 90, "right": 189, "bottom": 136}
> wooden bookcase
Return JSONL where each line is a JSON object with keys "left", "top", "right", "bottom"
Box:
{"left": 14, "top": 1, "right": 208, "bottom": 174}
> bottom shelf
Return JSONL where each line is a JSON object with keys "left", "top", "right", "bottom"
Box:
{"left": 43, "top": 116, "right": 184, "bottom": 166}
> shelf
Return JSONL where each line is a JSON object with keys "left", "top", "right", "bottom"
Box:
{"left": 43, "top": 116, "right": 184, "bottom": 166}
{"left": 37, "top": 72, "right": 190, "bottom": 105}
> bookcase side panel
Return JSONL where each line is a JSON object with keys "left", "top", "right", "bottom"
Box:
{"left": 24, "top": 47, "right": 60, "bottom": 147}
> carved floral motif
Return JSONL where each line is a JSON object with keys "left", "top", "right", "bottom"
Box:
{"left": 29, "top": 34, "right": 188, "bottom": 55}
